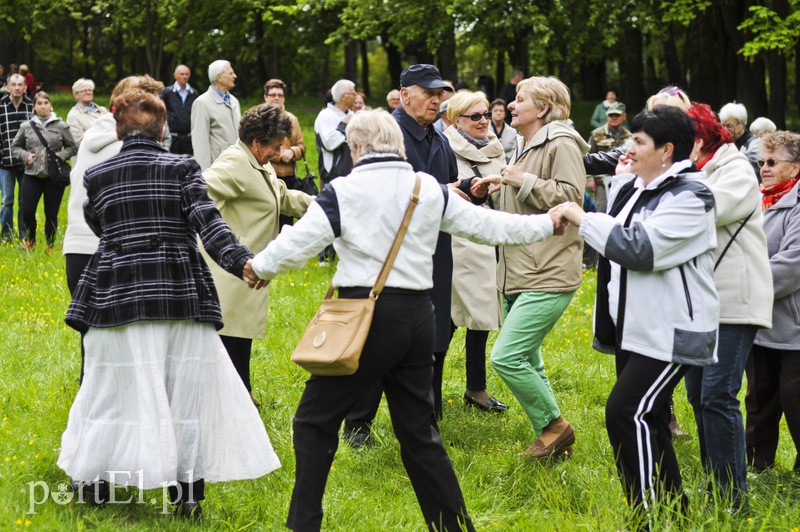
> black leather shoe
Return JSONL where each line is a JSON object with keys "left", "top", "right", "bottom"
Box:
{"left": 463, "top": 393, "right": 508, "bottom": 412}
{"left": 343, "top": 427, "right": 373, "bottom": 448}
{"left": 175, "top": 500, "right": 203, "bottom": 520}
{"left": 72, "top": 480, "right": 110, "bottom": 506}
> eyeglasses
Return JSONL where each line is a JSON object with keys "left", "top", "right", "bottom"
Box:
{"left": 757, "top": 158, "right": 793, "bottom": 168}
{"left": 659, "top": 85, "right": 685, "bottom": 98}
{"left": 459, "top": 111, "right": 491, "bottom": 122}
{"left": 266, "top": 92, "right": 285, "bottom": 98}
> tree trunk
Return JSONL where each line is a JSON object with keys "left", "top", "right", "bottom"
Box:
{"left": 344, "top": 40, "right": 358, "bottom": 83}
{"left": 254, "top": 8, "right": 267, "bottom": 84}
{"left": 795, "top": 41, "right": 800, "bottom": 124}
{"left": 767, "top": 51, "right": 787, "bottom": 129}
{"left": 508, "top": 35, "right": 529, "bottom": 76}
{"left": 359, "top": 40, "right": 370, "bottom": 97}
{"left": 437, "top": 24, "right": 457, "bottom": 82}
{"left": 580, "top": 60, "right": 605, "bottom": 101}
{"left": 495, "top": 49, "right": 506, "bottom": 96}
{"left": 664, "top": 33, "right": 685, "bottom": 89}
{"left": 384, "top": 38, "right": 403, "bottom": 89}
{"left": 621, "top": 28, "right": 646, "bottom": 112}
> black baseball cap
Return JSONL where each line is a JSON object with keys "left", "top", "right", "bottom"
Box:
{"left": 399, "top": 64, "right": 454, "bottom": 91}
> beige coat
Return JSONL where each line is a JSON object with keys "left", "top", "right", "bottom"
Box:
{"left": 444, "top": 126, "right": 503, "bottom": 330}
{"left": 191, "top": 86, "right": 241, "bottom": 171}
{"left": 66, "top": 102, "right": 108, "bottom": 147}
{"left": 200, "top": 140, "right": 313, "bottom": 339}
{"left": 493, "top": 120, "right": 588, "bottom": 294}
{"left": 269, "top": 111, "right": 306, "bottom": 178}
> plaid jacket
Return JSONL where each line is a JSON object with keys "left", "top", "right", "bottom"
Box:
{"left": 66, "top": 136, "right": 252, "bottom": 332}
{"left": 0, "top": 93, "right": 32, "bottom": 168}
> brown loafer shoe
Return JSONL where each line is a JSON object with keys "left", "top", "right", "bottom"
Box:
{"left": 519, "top": 423, "right": 575, "bottom": 460}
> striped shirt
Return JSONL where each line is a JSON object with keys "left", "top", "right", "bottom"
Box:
{"left": 0, "top": 93, "right": 32, "bottom": 167}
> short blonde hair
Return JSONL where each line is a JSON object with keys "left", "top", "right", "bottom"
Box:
{"left": 346, "top": 109, "right": 406, "bottom": 160}
{"left": 646, "top": 86, "right": 691, "bottom": 111}
{"left": 72, "top": 78, "right": 95, "bottom": 98}
{"left": 446, "top": 91, "right": 490, "bottom": 123}
{"left": 109, "top": 75, "right": 165, "bottom": 109}
{"left": 761, "top": 131, "right": 800, "bottom": 163}
{"left": 515, "top": 76, "right": 571, "bottom": 124}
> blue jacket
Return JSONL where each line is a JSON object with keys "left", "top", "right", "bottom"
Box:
{"left": 392, "top": 106, "right": 458, "bottom": 351}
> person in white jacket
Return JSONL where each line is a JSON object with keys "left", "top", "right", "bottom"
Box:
{"left": 63, "top": 74, "right": 166, "bottom": 384}
{"left": 684, "top": 103, "right": 773, "bottom": 510}
{"left": 247, "top": 109, "right": 565, "bottom": 532}
{"left": 555, "top": 106, "right": 719, "bottom": 523}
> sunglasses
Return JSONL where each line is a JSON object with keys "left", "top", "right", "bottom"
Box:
{"left": 459, "top": 111, "right": 491, "bottom": 122}
{"left": 757, "top": 158, "right": 793, "bottom": 168}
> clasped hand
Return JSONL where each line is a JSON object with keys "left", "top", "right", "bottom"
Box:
{"left": 243, "top": 259, "right": 268, "bottom": 290}
{"left": 547, "top": 202, "right": 585, "bottom": 235}
{"left": 470, "top": 164, "right": 525, "bottom": 197}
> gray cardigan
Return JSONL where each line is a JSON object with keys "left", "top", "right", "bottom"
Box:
{"left": 754, "top": 179, "right": 800, "bottom": 350}
{"left": 11, "top": 114, "right": 77, "bottom": 176}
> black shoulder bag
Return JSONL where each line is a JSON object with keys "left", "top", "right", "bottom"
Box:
{"left": 295, "top": 149, "right": 320, "bottom": 196}
{"left": 29, "top": 122, "right": 71, "bottom": 187}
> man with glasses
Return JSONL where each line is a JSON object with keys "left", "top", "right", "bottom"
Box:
{"left": 313, "top": 79, "right": 355, "bottom": 186}
{"left": 0, "top": 73, "right": 31, "bottom": 241}
{"left": 264, "top": 79, "right": 306, "bottom": 227}
{"left": 720, "top": 102, "right": 760, "bottom": 176}
{"left": 162, "top": 64, "right": 198, "bottom": 156}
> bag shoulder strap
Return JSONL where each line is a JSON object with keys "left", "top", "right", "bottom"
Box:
{"left": 370, "top": 173, "right": 421, "bottom": 299}
{"left": 466, "top": 160, "right": 483, "bottom": 179}
{"left": 714, "top": 208, "right": 756, "bottom": 271}
{"left": 29, "top": 121, "right": 53, "bottom": 154}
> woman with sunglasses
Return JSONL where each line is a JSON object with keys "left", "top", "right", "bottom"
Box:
{"left": 471, "top": 76, "right": 588, "bottom": 459}
{"left": 745, "top": 131, "right": 800, "bottom": 473}
{"left": 683, "top": 103, "right": 772, "bottom": 510}
{"left": 442, "top": 90, "right": 508, "bottom": 414}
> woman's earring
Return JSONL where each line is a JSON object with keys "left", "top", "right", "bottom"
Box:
{"left": 662, "top": 162, "right": 667, "bottom": 168}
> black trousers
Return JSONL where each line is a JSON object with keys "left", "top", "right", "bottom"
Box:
{"left": 20, "top": 174, "right": 64, "bottom": 245}
{"left": 65, "top": 253, "right": 93, "bottom": 384}
{"left": 287, "top": 291, "right": 473, "bottom": 532}
{"left": 745, "top": 345, "right": 800, "bottom": 471}
{"left": 169, "top": 134, "right": 193, "bottom": 156}
{"left": 220, "top": 335, "right": 253, "bottom": 392}
{"left": 277, "top": 175, "right": 297, "bottom": 229}
{"left": 607, "top": 350, "right": 689, "bottom": 514}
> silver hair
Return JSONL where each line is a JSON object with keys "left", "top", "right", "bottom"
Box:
{"left": 346, "top": 109, "right": 406, "bottom": 160}
{"left": 719, "top": 102, "right": 748, "bottom": 125}
{"left": 331, "top": 79, "right": 355, "bottom": 103}
{"left": 749, "top": 117, "right": 777, "bottom": 137}
{"left": 207, "top": 60, "right": 231, "bottom": 84}
{"left": 72, "top": 78, "right": 95, "bottom": 97}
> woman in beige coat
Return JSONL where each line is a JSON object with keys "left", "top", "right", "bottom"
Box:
{"left": 472, "top": 76, "right": 588, "bottom": 459}
{"left": 200, "top": 104, "right": 313, "bottom": 404}
{"left": 444, "top": 91, "right": 508, "bottom": 412}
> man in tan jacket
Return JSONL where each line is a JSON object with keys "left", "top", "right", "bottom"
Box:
{"left": 191, "top": 60, "right": 241, "bottom": 170}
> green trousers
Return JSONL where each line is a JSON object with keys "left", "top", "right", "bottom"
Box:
{"left": 490, "top": 291, "right": 575, "bottom": 435}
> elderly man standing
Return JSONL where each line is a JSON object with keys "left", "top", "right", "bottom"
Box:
{"left": 0, "top": 73, "right": 32, "bottom": 241}
{"left": 162, "top": 64, "right": 198, "bottom": 155}
{"left": 720, "top": 102, "right": 759, "bottom": 175}
{"left": 313, "top": 79, "right": 355, "bottom": 187}
{"left": 191, "top": 60, "right": 240, "bottom": 170}
{"left": 343, "top": 64, "right": 460, "bottom": 446}
{"left": 385, "top": 89, "right": 401, "bottom": 112}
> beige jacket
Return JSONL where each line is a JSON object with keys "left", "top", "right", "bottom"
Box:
{"left": 703, "top": 143, "right": 773, "bottom": 327}
{"left": 494, "top": 120, "right": 589, "bottom": 294}
{"left": 66, "top": 103, "right": 108, "bottom": 147}
{"left": 444, "top": 126, "right": 503, "bottom": 330}
{"left": 191, "top": 86, "right": 241, "bottom": 171}
{"left": 200, "top": 140, "right": 313, "bottom": 339}
{"left": 269, "top": 111, "right": 306, "bottom": 178}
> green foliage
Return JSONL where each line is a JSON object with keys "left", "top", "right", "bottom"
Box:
{"left": 739, "top": 0, "right": 800, "bottom": 58}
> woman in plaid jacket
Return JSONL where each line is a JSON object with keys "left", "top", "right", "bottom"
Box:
{"left": 59, "top": 89, "right": 279, "bottom": 519}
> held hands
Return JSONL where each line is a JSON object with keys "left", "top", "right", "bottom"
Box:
{"left": 243, "top": 259, "right": 269, "bottom": 290}
{"left": 616, "top": 153, "right": 633, "bottom": 175}
{"left": 548, "top": 202, "right": 585, "bottom": 234}
{"left": 447, "top": 179, "right": 471, "bottom": 201}
{"left": 470, "top": 175, "right": 501, "bottom": 197}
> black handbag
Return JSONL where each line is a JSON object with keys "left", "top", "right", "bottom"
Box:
{"left": 29, "top": 121, "right": 71, "bottom": 187}
{"left": 295, "top": 151, "right": 319, "bottom": 196}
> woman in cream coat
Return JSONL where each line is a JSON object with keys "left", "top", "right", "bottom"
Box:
{"left": 201, "top": 104, "right": 313, "bottom": 404}
{"left": 444, "top": 91, "right": 508, "bottom": 412}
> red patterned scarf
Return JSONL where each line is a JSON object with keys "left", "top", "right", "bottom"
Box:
{"left": 761, "top": 177, "right": 799, "bottom": 211}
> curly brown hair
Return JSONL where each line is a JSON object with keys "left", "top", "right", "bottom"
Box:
{"left": 109, "top": 75, "right": 165, "bottom": 109}
{"left": 238, "top": 103, "right": 292, "bottom": 145}
{"left": 113, "top": 89, "right": 167, "bottom": 140}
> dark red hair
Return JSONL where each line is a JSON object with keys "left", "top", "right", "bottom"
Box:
{"left": 687, "top": 103, "right": 732, "bottom": 155}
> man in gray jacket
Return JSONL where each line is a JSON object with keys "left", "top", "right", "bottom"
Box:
{"left": 191, "top": 60, "right": 240, "bottom": 170}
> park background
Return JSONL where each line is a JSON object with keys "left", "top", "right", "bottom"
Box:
{"left": 3, "top": 0, "right": 800, "bottom": 529}
{"left": 2, "top": 0, "right": 800, "bottom": 130}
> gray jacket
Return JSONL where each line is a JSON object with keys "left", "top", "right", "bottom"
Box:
{"left": 12, "top": 114, "right": 77, "bottom": 176}
{"left": 754, "top": 179, "right": 800, "bottom": 350}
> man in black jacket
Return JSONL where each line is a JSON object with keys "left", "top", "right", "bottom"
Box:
{"left": 161, "top": 65, "right": 198, "bottom": 155}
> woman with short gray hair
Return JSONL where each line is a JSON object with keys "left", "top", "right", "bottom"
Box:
{"left": 66, "top": 78, "right": 108, "bottom": 147}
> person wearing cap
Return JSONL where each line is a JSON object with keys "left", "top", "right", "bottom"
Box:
{"left": 343, "top": 64, "right": 476, "bottom": 446}
{"left": 586, "top": 102, "right": 631, "bottom": 213}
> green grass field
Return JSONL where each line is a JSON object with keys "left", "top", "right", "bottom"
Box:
{"left": 1, "top": 95, "right": 798, "bottom": 530}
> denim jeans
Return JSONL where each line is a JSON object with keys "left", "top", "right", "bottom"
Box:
{"left": 685, "top": 324, "right": 758, "bottom": 507}
{"left": 0, "top": 166, "right": 26, "bottom": 239}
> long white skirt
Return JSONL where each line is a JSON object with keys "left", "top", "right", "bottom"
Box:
{"left": 58, "top": 320, "right": 280, "bottom": 489}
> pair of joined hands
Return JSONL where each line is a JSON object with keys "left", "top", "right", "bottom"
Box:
{"left": 548, "top": 202, "right": 585, "bottom": 234}
{"left": 243, "top": 259, "right": 268, "bottom": 290}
